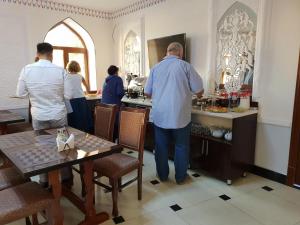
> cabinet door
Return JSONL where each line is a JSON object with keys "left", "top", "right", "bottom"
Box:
{"left": 190, "top": 136, "right": 206, "bottom": 169}
{"left": 200, "top": 140, "right": 230, "bottom": 179}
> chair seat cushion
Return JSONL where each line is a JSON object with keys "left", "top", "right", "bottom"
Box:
{"left": 0, "top": 182, "right": 54, "bottom": 224}
{"left": 0, "top": 167, "right": 27, "bottom": 191}
{"left": 94, "top": 153, "right": 139, "bottom": 178}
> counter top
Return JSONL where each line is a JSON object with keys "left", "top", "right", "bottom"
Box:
{"left": 121, "top": 97, "right": 258, "bottom": 119}
{"left": 85, "top": 95, "right": 101, "bottom": 101}
{"left": 191, "top": 107, "right": 258, "bottom": 119}
{"left": 121, "top": 97, "right": 152, "bottom": 107}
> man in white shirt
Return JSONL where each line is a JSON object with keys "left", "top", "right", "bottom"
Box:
{"left": 16, "top": 42, "right": 72, "bottom": 187}
{"left": 17, "top": 43, "right": 68, "bottom": 130}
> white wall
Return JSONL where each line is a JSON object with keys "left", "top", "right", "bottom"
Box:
{"left": 0, "top": 3, "right": 113, "bottom": 110}
{"left": 113, "top": 0, "right": 300, "bottom": 175}
{"left": 253, "top": 0, "right": 300, "bottom": 174}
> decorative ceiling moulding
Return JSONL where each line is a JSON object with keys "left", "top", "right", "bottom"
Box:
{"left": 112, "top": 0, "right": 167, "bottom": 19}
{"left": 1, "top": 0, "right": 167, "bottom": 20}
{"left": 1, "top": 0, "right": 112, "bottom": 19}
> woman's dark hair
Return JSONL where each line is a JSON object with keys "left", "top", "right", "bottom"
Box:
{"left": 37, "top": 42, "right": 53, "bottom": 54}
{"left": 107, "top": 65, "right": 119, "bottom": 75}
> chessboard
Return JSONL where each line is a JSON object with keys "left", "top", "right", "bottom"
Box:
{"left": 7, "top": 145, "right": 66, "bottom": 173}
{"left": 0, "top": 132, "right": 36, "bottom": 149}
{"left": 75, "top": 134, "right": 116, "bottom": 152}
{"left": 46, "top": 127, "right": 85, "bottom": 137}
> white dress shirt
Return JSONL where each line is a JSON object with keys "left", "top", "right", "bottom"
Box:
{"left": 16, "top": 59, "right": 67, "bottom": 121}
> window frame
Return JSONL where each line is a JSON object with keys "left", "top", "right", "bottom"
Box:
{"left": 48, "top": 22, "right": 91, "bottom": 92}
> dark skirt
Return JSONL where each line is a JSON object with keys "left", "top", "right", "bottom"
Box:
{"left": 67, "top": 97, "right": 93, "bottom": 133}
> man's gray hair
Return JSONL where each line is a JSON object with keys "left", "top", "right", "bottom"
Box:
{"left": 167, "top": 42, "right": 183, "bottom": 53}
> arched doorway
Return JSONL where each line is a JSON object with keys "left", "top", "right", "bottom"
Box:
{"left": 44, "top": 18, "right": 97, "bottom": 91}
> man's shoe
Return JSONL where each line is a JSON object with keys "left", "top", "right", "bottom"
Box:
{"left": 176, "top": 174, "right": 191, "bottom": 185}
{"left": 156, "top": 174, "right": 168, "bottom": 182}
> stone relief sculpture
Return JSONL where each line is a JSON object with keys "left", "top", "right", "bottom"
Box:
{"left": 124, "top": 31, "right": 141, "bottom": 76}
{"left": 216, "top": 2, "right": 257, "bottom": 89}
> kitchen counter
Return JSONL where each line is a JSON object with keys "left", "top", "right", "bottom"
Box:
{"left": 121, "top": 97, "right": 258, "bottom": 119}
{"left": 192, "top": 107, "right": 258, "bottom": 119}
{"left": 121, "top": 96, "right": 152, "bottom": 107}
{"left": 85, "top": 95, "right": 101, "bottom": 101}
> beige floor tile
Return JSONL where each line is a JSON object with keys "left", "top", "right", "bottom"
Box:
{"left": 193, "top": 173, "right": 285, "bottom": 199}
{"left": 120, "top": 207, "right": 188, "bottom": 225}
{"left": 230, "top": 189, "right": 300, "bottom": 225}
{"left": 177, "top": 198, "right": 262, "bottom": 225}
{"left": 271, "top": 186, "right": 300, "bottom": 207}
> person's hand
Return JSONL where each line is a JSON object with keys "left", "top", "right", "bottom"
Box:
{"left": 196, "top": 90, "right": 204, "bottom": 99}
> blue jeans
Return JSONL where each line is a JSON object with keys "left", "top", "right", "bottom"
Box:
{"left": 154, "top": 123, "right": 191, "bottom": 182}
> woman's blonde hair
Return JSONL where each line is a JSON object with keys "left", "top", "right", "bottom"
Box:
{"left": 67, "top": 61, "right": 81, "bottom": 73}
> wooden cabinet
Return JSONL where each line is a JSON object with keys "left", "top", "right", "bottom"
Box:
{"left": 190, "top": 114, "right": 257, "bottom": 184}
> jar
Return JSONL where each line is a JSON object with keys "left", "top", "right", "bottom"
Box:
{"left": 239, "top": 96, "right": 250, "bottom": 109}
{"left": 229, "top": 92, "right": 239, "bottom": 108}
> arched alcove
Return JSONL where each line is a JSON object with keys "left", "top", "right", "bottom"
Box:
{"left": 216, "top": 1, "right": 257, "bottom": 90}
{"left": 124, "top": 30, "right": 141, "bottom": 76}
{"left": 44, "top": 18, "right": 97, "bottom": 91}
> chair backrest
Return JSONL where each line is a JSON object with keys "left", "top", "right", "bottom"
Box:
{"left": 94, "top": 103, "right": 118, "bottom": 142}
{"left": 118, "top": 107, "right": 149, "bottom": 161}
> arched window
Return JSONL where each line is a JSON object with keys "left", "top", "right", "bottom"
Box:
{"left": 124, "top": 31, "right": 141, "bottom": 76}
{"left": 44, "top": 18, "right": 97, "bottom": 91}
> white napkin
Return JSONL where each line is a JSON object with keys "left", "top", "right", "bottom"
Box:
{"left": 56, "top": 134, "right": 75, "bottom": 152}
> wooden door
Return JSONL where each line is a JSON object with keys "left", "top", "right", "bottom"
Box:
{"left": 287, "top": 52, "right": 300, "bottom": 187}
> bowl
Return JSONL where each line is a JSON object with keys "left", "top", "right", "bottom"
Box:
{"left": 212, "top": 129, "right": 224, "bottom": 138}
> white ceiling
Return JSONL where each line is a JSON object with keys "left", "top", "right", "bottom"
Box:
{"left": 54, "top": 0, "right": 138, "bottom": 11}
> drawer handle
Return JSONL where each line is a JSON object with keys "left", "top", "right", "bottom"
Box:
{"left": 206, "top": 140, "right": 209, "bottom": 156}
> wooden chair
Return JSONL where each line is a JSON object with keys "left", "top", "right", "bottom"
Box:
{"left": 0, "top": 167, "right": 29, "bottom": 191}
{"left": 93, "top": 107, "right": 149, "bottom": 217}
{"left": 0, "top": 167, "right": 37, "bottom": 224}
{"left": 94, "top": 103, "right": 119, "bottom": 141}
{"left": 0, "top": 182, "right": 56, "bottom": 225}
{"left": 77, "top": 103, "right": 118, "bottom": 197}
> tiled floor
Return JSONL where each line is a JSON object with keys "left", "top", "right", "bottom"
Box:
{"left": 8, "top": 150, "right": 300, "bottom": 225}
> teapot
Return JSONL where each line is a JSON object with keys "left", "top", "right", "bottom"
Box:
{"left": 224, "top": 131, "right": 232, "bottom": 141}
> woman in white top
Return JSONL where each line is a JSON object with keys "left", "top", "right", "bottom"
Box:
{"left": 65, "top": 61, "right": 93, "bottom": 132}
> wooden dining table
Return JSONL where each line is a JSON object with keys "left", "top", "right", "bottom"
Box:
{"left": 0, "top": 127, "right": 122, "bottom": 225}
{"left": 0, "top": 110, "right": 25, "bottom": 135}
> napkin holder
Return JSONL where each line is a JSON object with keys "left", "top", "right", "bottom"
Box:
{"left": 56, "top": 134, "right": 75, "bottom": 152}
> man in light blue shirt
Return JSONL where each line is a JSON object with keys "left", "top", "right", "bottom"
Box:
{"left": 145, "top": 42, "right": 204, "bottom": 184}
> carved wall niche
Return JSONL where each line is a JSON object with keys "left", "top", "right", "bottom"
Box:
{"left": 124, "top": 30, "right": 141, "bottom": 76}
{"left": 216, "top": 2, "right": 257, "bottom": 89}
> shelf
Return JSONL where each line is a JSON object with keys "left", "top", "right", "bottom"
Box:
{"left": 191, "top": 133, "right": 232, "bottom": 146}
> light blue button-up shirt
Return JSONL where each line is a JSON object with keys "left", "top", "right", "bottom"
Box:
{"left": 145, "top": 55, "right": 203, "bottom": 129}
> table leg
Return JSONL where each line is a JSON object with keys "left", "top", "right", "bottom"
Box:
{"left": 0, "top": 124, "right": 7, "bottom": 135}
{"left": 48, "top": 170, "right": 64, "bottom": 225}
{"left": 79, "top": 160, "right": 109, "bottom": 225}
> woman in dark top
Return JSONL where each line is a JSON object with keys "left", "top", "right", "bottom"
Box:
{"left": 101, "top": 65, "right": 125, "bottom": 105}
{"left": 101, "top": 65, "right": 125, "bottom": 141}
